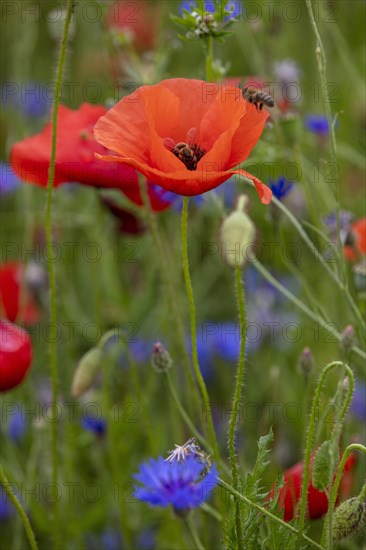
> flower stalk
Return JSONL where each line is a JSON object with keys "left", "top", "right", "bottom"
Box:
{"left": 0, "top": 465, "right": 38, "bottom": 550}
{"left": 45, "top": 1, "right": 74, "bottom": 547}
{"left": 181, "top": 197, "right": 221, "bottom": 469}
{"left": 297, "top": 361, "right": 354, "bottom": 545}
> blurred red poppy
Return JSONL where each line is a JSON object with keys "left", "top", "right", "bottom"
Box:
{"left": 106, "top": 0, "right": 161, "bottom": 52}
{"left": 344, "top": 217, "right": 366, "bottom": 261}
{"left": 94, "top": 78, "right": 272, "bottom": 204}
{"left": 270, "top": 452, "right": 358, "bottom": 522}
{"left": 0, "top": 320, "right": 32, "bottom": 392}
{"left": 0, "top": 263, "right": 40, "bottom": 324}
{"left": 101, "top": 196, "right": 145, "bottom": 234}
{"left": 10, "top": 103, "right": 170, "bottom": 212}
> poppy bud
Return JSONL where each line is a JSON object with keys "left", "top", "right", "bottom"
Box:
{"left": 312, "top": 440, "right": 339, "bottom": 492}
{"left": 151, "top": 342, "right": 172, "bottom": 373}
{"left": 220, "top": 195, "right": 255, "bottom": 268}
{"left": 297, "top": 346, "right": 315, "bottom": 377}
{"left": 0, "top": 320, "right": 32, "bottom": 392}
{"left": 353, "top": 260, "right": 366, "bottom": 291}
{"left": 332, "top": 497, "right": 366, "bottom": 544}
{"left": 340, "top": 325, "right": 356, "bottom": 354}
{"left": 71, "top": 347, "right": 104, "bottom": 398}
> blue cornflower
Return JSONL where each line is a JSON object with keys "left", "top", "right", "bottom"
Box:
{"left": 7, "top": 406, "right": 27, "bottom": 443}
{"left": 0, "top": 486, "right": 16, "bottom": 520}
{"left": 81, "top": 416, "right": 107, "bottom": 436}
{"left": 351, "top": 381, "right": 366, "bottom": 421}
{"left": 269, "top": 176, "right": 294, "bottom": 201}
{"left": 304, "top": 114, "right": 331, "bottom": 136}
{"left": 0, "top": 162, "right": 21, "bottom": 194}
{"left": 133, "top": 455, "right": 218, "bottom": 511}
{"left": 180, "top": 1, "right": 241, "bottom": 20}
{"left": 1, "top": 81, "right": 52, "bottom": 118}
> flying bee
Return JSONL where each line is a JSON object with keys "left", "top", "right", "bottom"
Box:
{"left": 163, "top": 128, "right": 205, "bottom": 171}
{"left": 242, "top": 86, "right": 275, "bottom": 111}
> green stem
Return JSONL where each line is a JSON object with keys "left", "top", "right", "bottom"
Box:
{"left": 305, "top": 0, "right": 344, "bottom": 282}
{"left": 45, "top": 1, "right": 74, "bottom": 547}
{"left": 181, "top": 197, "right": 221, "bottom": 468}
{"left": 271, "top": 192, "right": 365, "bottom": 335}
{"left": 166, "top": 370, "right": 210, "bottom": 453}
{"left": 138, "top": 175, "right": 200, "bottom": 418}
{"left": 321, "top": 443, "right": 366, "bottom": 547}
{"left": 218, "top": 478, "right": 324, "bottom": 550}
{"left": 250, "top": 255, "right": 366, "bottom": 362}
{"left": 297, "top": 361, "right": 354, "bottom": 545}
{"left": 185, "top": 515, "right": 205, "bottom": 550}
{"left": 227, "top": 267, "right": 246, "bottom": 548}
{"left": 205, "top": 37, "right": 215, "bottom": 82}
{"left": 0, "top": 466, "right": 38, "bottom": 550}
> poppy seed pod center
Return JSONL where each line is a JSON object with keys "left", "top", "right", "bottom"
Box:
{"left": 163, "top": 128, "right": 206, "bottom": 171}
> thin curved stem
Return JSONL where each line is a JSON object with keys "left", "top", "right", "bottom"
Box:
{"left": 272, "top": 194, "right": 365, "bottom": 335}
{"left": 297, "top": 361, "right": 354, "bottom": 545}
{"left": 181, "top": 197, "right": 221, "bottom": 468}
{"left": 185, "top": 515, "right": 205, "bottom": 550}
{"left": 321, "top": 443, "right": 366, "bottom": 547}
{"left": 0, "top": 466, "right": 38, "bottom": 550}
{"left": 227, "top": 267, "right": 246, "bottom": 547}
{"left": 45, "top": 1, "right": 74, "bottom": 548}
{"left": 305, "top": 0, "right": 344, "bottom": 283}
{"left": 165, "top": 370, "right": 231, "bottom": 478}
{"left": 218, "top": 478, "right": 324, "bottom": 550}
{"left": 250, "top": 255, "right": 366, "bottom": 362}
{"left": 138, "top": 175, "right": 201, "bottom": 418}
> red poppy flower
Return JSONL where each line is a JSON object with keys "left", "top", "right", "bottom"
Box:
{"left": 94, "top": 78, "right": 272, "bottom": 204}
{"left": 344, "top": 217, "right": 366, "bottom": 261}
{"left": 270, "top": 452, "right": 358, "bottom": 522}
{"left": 0, "top": 263, "right": 40, "bottom": 324}
{"left": 10, "top": 103, "right": 170, "bottom": 212}
{"left": 0, "top": 320, "right": 32, "bottom": 392}
{"left": 106, "top": 0, "right": 160, "bottom": 52}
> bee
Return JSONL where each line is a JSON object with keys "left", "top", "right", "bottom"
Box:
{"left": 242, "top": 86, "right": 275, "bottom": 111}
{"left": 163, "top": 128, "right": 205, "bottom": 171}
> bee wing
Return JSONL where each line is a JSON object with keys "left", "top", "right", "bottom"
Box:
{"left": 187, "top": 127, "right": 197, "bottom": 146}
{"left": 163, "top": 138, "right": 176, "bottom": 151}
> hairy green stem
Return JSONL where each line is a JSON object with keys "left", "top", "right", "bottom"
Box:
{"left": 138, "top": 175, "right": 201, "bottom": 418}
{"left": 0, "top": 466, "right": 38, "bottom": 550}
{"left": 227, "top": 267, "right": 246, "bottom": 548}
{"left": 218, "top": 478, "right": 324, "bottom": 550}
{"left": 45, "top": 1, "right": 74, "bottom": 547}
{"left": 297, "top": 361, "right": 354, "bottom": 545}
{"left": 181, "top": 197, "right": 221, "bottom": 468}
{"left": 250, "top": 255, "right": 366, "bottom": 362}
{"left": 321, "top": 443, "right": 366, "bottom": 547}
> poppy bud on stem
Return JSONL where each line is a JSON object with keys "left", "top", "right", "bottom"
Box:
{"left": 220, "top": 194, "right": 255, "bottom": 268}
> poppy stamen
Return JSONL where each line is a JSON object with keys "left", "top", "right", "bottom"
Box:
{"left": 163, "top": 128, "right": 206, "bottom": 171}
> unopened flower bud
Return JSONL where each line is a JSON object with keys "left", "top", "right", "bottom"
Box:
{"left": 220, "top": 195, "right": 255, "bottom": 268}
{"left": 353, "top": 260, "right": 366, "bottom": 291}
{"left": 312, "top": 440, "right": 339, "bottom": 492}
{"left": 71, "top": 347, "right": 104, "bottom": 398}
{"left": 297, "top": 347, "right": 315, "bottom": 376}
{"left": 340, "top": 325, "right": 356, "bottom": 354}
{"left": 342, "top": 376, "right": 350, "bottom": 392}
{"left": 151, "top": 342, "right": 172, "bottom": 373}
{"left": 332, "top": 497, "right": 366, "bottom": 544}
